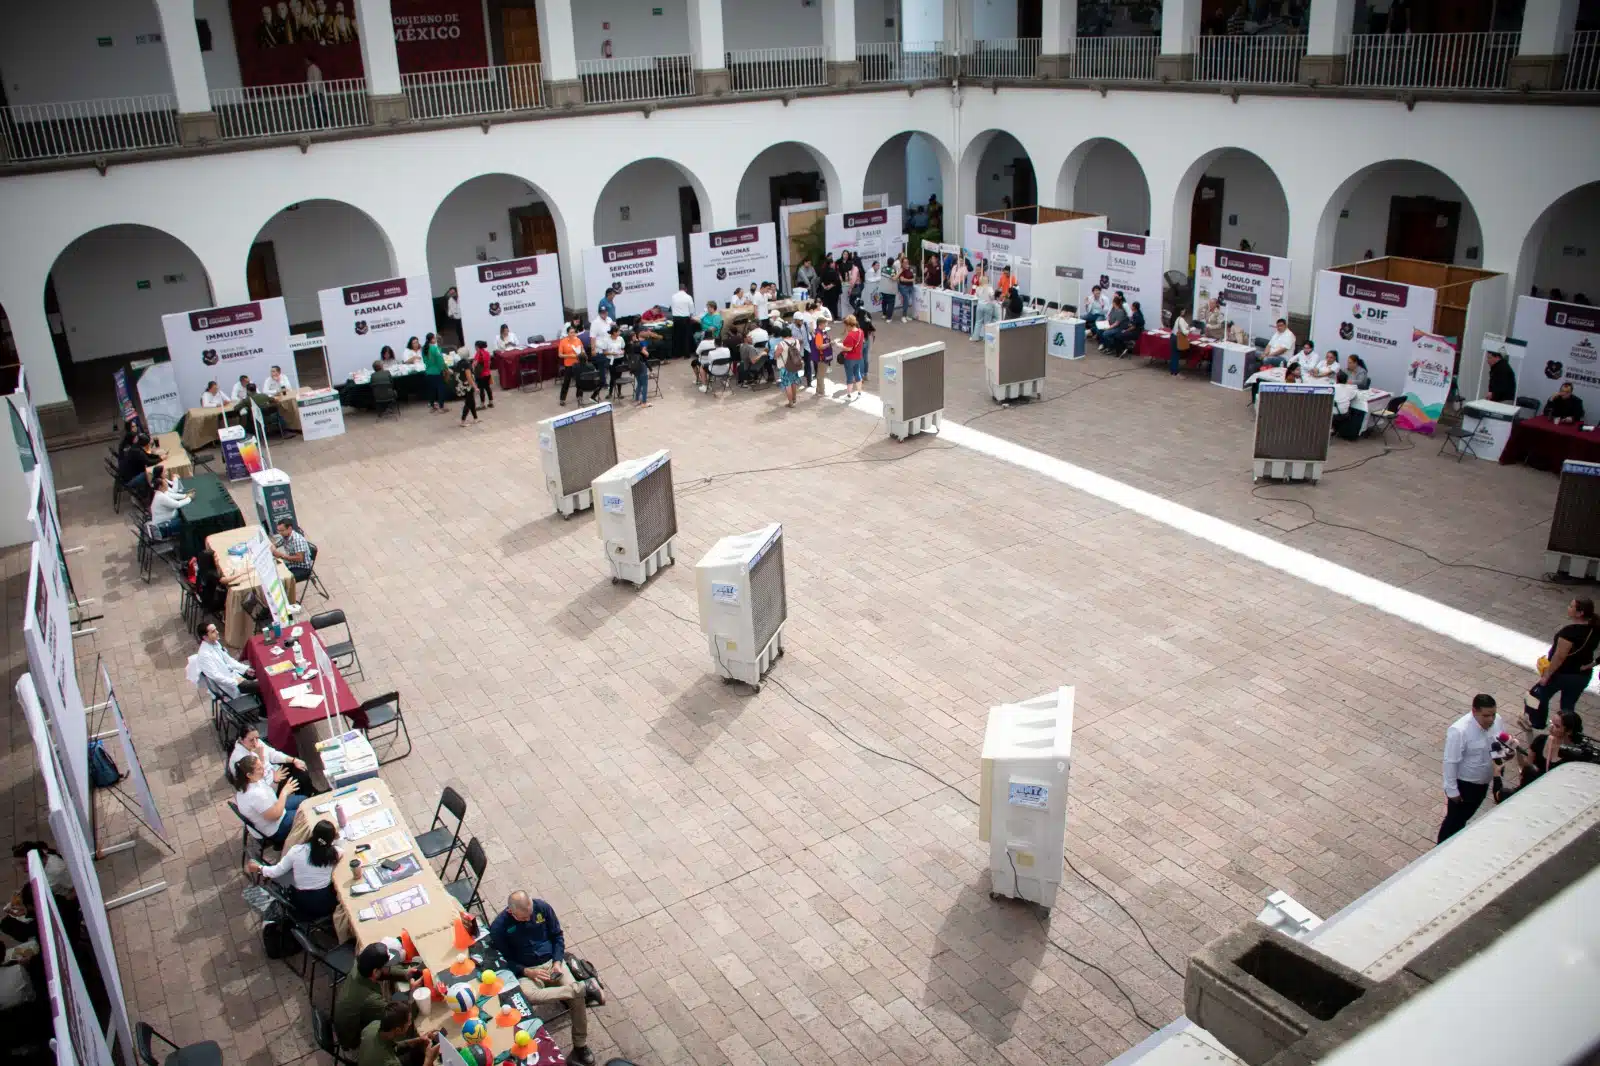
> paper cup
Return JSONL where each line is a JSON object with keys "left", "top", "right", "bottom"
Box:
{"left": 412, "top": 987, "right": 431, "bottom": 1010}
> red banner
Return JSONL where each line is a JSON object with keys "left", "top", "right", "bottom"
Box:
{"left": 229, "top": 0, "right": 487, "bottom": 87}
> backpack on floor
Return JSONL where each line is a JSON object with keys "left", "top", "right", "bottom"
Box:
{"left": 88, "top": 741, "right": 122, "bottom": 789}
{"left": 262, "top": 919, "right": 301, "bottom": 960}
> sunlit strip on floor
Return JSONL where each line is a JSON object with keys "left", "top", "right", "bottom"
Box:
{"left": 825, "top": 381, "right": 1579, "bottom": 686}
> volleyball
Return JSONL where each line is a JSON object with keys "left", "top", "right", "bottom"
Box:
{"left": 450, "top": 985, "right": 476, "bottom": 1012}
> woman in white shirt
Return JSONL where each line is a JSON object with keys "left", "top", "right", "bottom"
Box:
{"left": 970, "top": 271, "right": 998, "bottom": 341}
{"left": 245, "top": 818, "right": 340, "bottom": 920}
{"left": 228, "top": 753, "right": 302, "bottom": 846}
{"left": 730, "top": 288, "right": 753, "bottom": 309}
{"left": 200, "top": 381, "right": 227, "bottom": 409}
{"left": 148, "top": 477, "right": 191, "bottom": 538}
{"left": 493, "top": 325, "right": 520, "bottom": 351}
{"left": 228, "top": 724, "right": 311, "bottom": 793}
{"left": 445, "top": 286, "right": 461, "bottom": 343}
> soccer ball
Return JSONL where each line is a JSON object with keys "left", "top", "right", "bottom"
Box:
{"left": 460, "top": 1019, "right": 486, "bottom": 1044}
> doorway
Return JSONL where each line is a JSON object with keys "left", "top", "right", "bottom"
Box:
{"left": 500, "top": 4, "right": 543, "bottom": 106}
{"left": 247, "top": 241, "right": 283, "bottom": 300}
{"left": 508, "top": 203, "right": 558, "bottom": 257}
{"left": 1190, "top": 175, "right": 1224, "bottom": 255}
{"left": 1016, "top": 0, "right": 1042, "bottom": 38}
{"left": 769, "top": 171, "right": 822, "bottom": 238}
{"left": 678, "top": 186, "right": 701, "bottom": 284}
{"left": 1385, "top": 196, "right": 1462, "bottom": 264}
{"left": 1011, "top": 157, "right": 1037, "bottom": 220}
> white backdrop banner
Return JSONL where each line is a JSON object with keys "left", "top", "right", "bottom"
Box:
{"left": 132, "top": 362, "right": 184, "bottom": 434}
{"left": 1310, "top": 271, "right": 1438, "bottom": 396}
{"left": 691, "top": 224, "right": 779, "bottom": 308}
{"left": 317, "top": 276, "right": 436, "bottom": 385}
{"left": 455, "top": 254, "right": 564, "bottom": 347}
{"left": 161, "top": 298, "right": 293, "bottom": 408}
{"left": 825, "top": 207, "right": 905, "bottom": 260}
{"left": 1192, "top": 245, "right": 1291, "bottom": 339}
{"left": 30, "top": 851, "right": 115, "bottom": 1066}
{"left": 1511, "top": 297, "right": 1600, "bottom": 415}
{"left": 22, "top": 538, "right": 91, "bottom": 836}
{"left": 583, "top": 237, "right": 679, "bottom": 318}
{"left": 1081, "top": 231, "right": 1167, "bottom": 325}
{"left": 103, "top": 665, "right": 166, "bottom": 843}
{"left": 963, "top": 215, "right": 1034, "bottom": 293}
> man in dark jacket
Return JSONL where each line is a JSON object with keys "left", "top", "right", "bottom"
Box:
{"left": 489, "top": 892, "right": 602, "bottom": 1066}
{"left": 1485, "top": 348, "right": 1517, "bottom": 403}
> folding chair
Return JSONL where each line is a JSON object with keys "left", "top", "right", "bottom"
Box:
{"left": 647, "top": 357, "right": 665, "bottom": 396}
{"left": 291, "top": 927, "right": 357, "bottom": 1006}
{"left": 295, "top": 542, "right": 331, "bottom": 603}
{"left": 310, "top": 609, "right": 362, "bottom": 680}
{"left": 1365, "top": 394, "right": 1406, "bottom": 444}
{"left": 706, "top": 351, "right": 735, "bottom": 392}
{"left": 355, "top": 690, "right": 411, "bottom": 763}
{"left": 310, "top": 1008, "right": 358, "bottom": 1066}
{"left": 135, "top": 1024, "right": 223, "bottom": 1066}
{"left": 518, "top": 342, "right": 546, "bottom": 393}
{"left": 105, "top": 455, "right": 126, "bottom": 513}
{"left": 373, "top": 381, "right": 401, "bottom": 420}
{"left": 227, "top": 799, "right": 278, "bottom": 866}
{"left": 444, "top": 837, "right": 489, "bottom": 921}
{"left": 414, "top": 786, "right": 468, "bottom": 868}
{"left": 1438, "top": 424, "right": 1479, "bottom": 461}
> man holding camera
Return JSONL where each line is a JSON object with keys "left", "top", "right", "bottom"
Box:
{"left": 1437, "top": 694, "right": 1503, "bottom": 844}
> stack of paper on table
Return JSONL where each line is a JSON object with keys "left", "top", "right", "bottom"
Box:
{"left": 344, "top": 809, "right": 397, "bottom": 840}
{"left": 363, "top": 831, "right": 413, "bottom": 861}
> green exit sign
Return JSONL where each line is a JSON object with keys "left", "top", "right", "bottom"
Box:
{"left": 652, "top": 7, "right": 662, "bottom": 14}
{"left": 136, "top": 280, "right": 151, "bottom": 290}
{"left": 97, "top": 36, "right": 113, "bottom": 47}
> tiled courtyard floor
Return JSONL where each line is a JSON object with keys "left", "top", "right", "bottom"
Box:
{"left": 4, "top": 317, "right": 1589, "bottom": 1066}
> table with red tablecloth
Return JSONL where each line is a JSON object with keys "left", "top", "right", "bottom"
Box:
{"left": 1499, "top": 415, "right": 1600, "bottom": 471}
{"left": 245, "top": 629, "right": 366, "bottom": 750}
{"left": 491, "top": 343, "right": 561, "bottom": 389}
{"left": 1135, "top": 329, "right": 1215, "bottom": 369}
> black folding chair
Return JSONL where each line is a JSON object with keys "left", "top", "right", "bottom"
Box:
{"left": 310, "top": 1007, "right": 358, "bottom": 1066}
{"left": 227, "top": 800, "right": 278, "bottom": 866}
{"left": 290, "top": 927, "right": 357, "bottom": 1005}
{"left": 135, "top": 1024, "right": 223, "bottom": 1066}
{"left": 445, "top": 837, "right": 489, "bottom": 921}
{"left": 374, "top": 381, "right": 400, "bottom": 419}
{"left": 310, "top": 609, "right": 361, "bottom": 680}
{"left": 414, "top": 786, "right": 468, "bottom": 869}
{"left": 1365, "top": 394, "right": 1406, "bottom": 444}
{"left": 355, "top": 690, "right": 411, "bottom": 763}
{"left": 1438, "top": 425, "right": 1478, "bottom": 461}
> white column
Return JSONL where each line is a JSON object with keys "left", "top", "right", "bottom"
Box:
{"left": 823, "top": 0, "right": 859, "bottom": 84}
{"left": 355, "top": 0, "right": 407, "bottom": 120}
{"left": 1508, "top": 0, "right": 1579, "bottom": 87}
{"left": 1039, "top": 0, "right": 1077, "bottom": 78}
{"left": 153, "top": 0, "right": 217, "bottom": 143}
{"left": 534, "top": 0, "right": 580, "bottom": 105}
{"left": 688, "top": 0, "right": 728, "bottom": 93}
{"left": 943, "top": 0, "right": 962, "bottom": 46}
{"left": 1158, "top": 0, "right": 1200, "bottom": 79}
{"left": 1301, "top": 0, "right": 1356, "bottom": 83}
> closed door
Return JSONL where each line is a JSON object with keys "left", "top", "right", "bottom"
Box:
{"left": 512, "top": 210, "right": 557, "bottom": 257}
{"left": 1385, "top": 196, "right": 1460, "bottom": 264}
{"left": 1011, "top": 158, "right": 1037, "bottom": 222}
{"left": 247, "top": 241, "right": 283, "bottom": 300}
{"left": 1190, "top": 176, "right": 1224, "bottom": 255}
{"left": 503, "top": 6, "right": 542, "bottom": 107}
{"left": 769, "top": 171, "right": 821, "bottom": 234}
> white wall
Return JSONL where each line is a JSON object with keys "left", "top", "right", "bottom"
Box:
{"left": 974, "top": 131, "right": 1028, "bottom": 213}
{"left": 0, "top": 0, "right": 172, "bottom": 104}
{"left": 906, "top": 133, "right": 945, "bottom": 210}
{"left": 573, "top": 0, "right": 690, "bottom": 61}
{"left": 196, "top": 0, "right": 243, "bottom": 92}
{"left": 425, "top": 175, "right": 552, "bottom": 294}
{"left": 1205, "top": 149, "right": 1290, "bottom": 259}
{"left": 255, "top": 200, "right": 396, "bottom": 326}
{"left": 864, "top": 134, "right": 909, "bottom": 207}
{"left": 1530, "top": 189, "right": 1600, "bottom": 301}
{"left": 595, "top": 159, "right": 694, "bottom": 264}
{"left": 736, "top": 143, "right": 825, "bottom": 224}
{"left": 901, "top": 0, "right": 944, "bottom": 42}
{"left": 1072, "top": 140, "right": 1150, "bottom": 234}
{"left": 724, "top": 0, "right": 822, "bottom": 50}
{"left": 1331, "top": 161, "right": 1485, "bottom": 267}
{"left": 970, "top": 0, "right": 1017, "bottom": 39}
{"left": 51, "top": 226, "right": 212, "bottom": 363}
{"left": 856, "top": 0, "right": 898, "bottom": 44}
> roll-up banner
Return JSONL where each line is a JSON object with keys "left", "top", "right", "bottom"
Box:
{"left": 317, "top": 275, "right": 437, "bottom": 385}
{"left": 161, "top": 298, "right": 293, "bottom": 408}
{"left": 582, "top": 237, "right": 679, "bottom": 318}
{"left": 690, "top": 224, "right": 779, "bottom": 309}
{"left": 455, "top": 254, "right": 565, "bottom": 348}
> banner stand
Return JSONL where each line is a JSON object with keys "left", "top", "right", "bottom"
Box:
{"left": 84, "top": 660, "right": 171, "bottom": 909}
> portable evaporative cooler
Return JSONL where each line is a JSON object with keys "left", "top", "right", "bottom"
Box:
{"left": 592, "top": 450, "right": 678, "bottom": 586}
{"left": 536, "top": 402, "right": 618, "bottom": 516}
{"left": 1547, "top": 460, "right": 1600, "bottom": 579}
{"left": 694, "top": 523, "right": 786, "bottom": 688}
{"left": 1253, "top": 383, "right": 1334, "bottom": 482}
{"left": 983, "top": 314, "right": 1048, "bottom": 402}
{"left": 980, "top": 687, "right": 1074, "bottom": 909}
{"left": 880, "top": 342, "right": 946, "bottom": 440}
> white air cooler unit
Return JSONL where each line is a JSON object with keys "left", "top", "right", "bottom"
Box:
{"left": 593, "top": 450, "right": 678, "bottom": 586}
{"left": 984, "top": 314, "right": 1048, "bottom": 402}
{"left": 1253, "top": 383, "right": 1334, "bottom": 482}
{"left": 979, "top": 687, "right": 1074, "bottom": 909}
{"left": 880, "top": 342, "right": 946, "bottom": 440}
{"left": 694, "top": 523, "right": 786, "bottom": 688}
{"left": 536, "top": 402, "right": 618, "bottom": 516}
{"left": 1546, "top": 460, "right": 1600, "bottom": 579}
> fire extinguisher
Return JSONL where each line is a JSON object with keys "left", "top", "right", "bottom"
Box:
{"left": 602, "top": 39, "right": 613, "bottom": 58}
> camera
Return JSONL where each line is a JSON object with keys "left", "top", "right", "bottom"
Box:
{"left": 1558, "top": 735, "right": 1599, "bottom": 765}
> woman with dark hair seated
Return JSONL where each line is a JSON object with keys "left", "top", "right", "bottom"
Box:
{"left": 246, "top": 818, "right": 341, "bottom": 921}
{"left": 1494, "top": 709, "right": 1585, "bottom": 802}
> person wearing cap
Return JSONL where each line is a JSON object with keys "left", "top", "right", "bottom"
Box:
{"left": 557, "top": 325, "right": 586, "bottom": 406}
{"left": 334, "top": 943, "right": 420, "bottom": 1049}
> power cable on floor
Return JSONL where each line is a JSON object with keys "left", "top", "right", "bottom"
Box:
{"left": 676, "top": 417, "right": 956, "bottom": 499}
{"left": 961, "top": 368, "right": 1139, "bottom": 428}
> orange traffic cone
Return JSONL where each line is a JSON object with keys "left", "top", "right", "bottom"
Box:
{"left": 399, "top": 929, "right": 420, "bottom": 962}
{"left": 453, "top": 913, "right": 473, "bottom": 950}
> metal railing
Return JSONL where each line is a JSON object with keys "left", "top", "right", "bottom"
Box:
{"left": 576, "top": 55, "right": 695, "bottom": 103}
{"left": 1565, "top": 30, "right": 1600, "bottom": 91}
{"left": 401, "top": 62, "right": 545, "bottom": 119}
{"left": 210, "top": 78, "right": 369, "bottom": 139}
{"left": 726, "top": 46, "right": 826, "bottom": 92}
{"left": 0, "top": 94, "right": 177, "bottom": 160}
{"left": 963, "top": 38, "right": 1042, "bottom": 79}
{"left": 1346, "top": 31, "right": 1520, "bottom": 89}
{"left": 1194, "top": 34, "right": 1307, "bottom": 83}
{"left": 1068, "top": 35, "right": 1161, "bottom": 80}
{"left": 857, "top": 41, "right": 956, "bottom": 83}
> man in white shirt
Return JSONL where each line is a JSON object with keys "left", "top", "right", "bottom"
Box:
{"left": 196, "top": 621, "right": 259, "bottom": 696}
{"left": 200, "top": 381, "right": 228, "bottom": 408}
{"left": 669, "top": 286, "right": 696, "bottom": 362}
{"left": 264, "top": 365, "right": 292, "bottom": 396}
{"left": 1438, "top": 694, "right": 1503, "bottom": 844}
{"left": 1265, "top": 318, "right": 1296, "bottom": 364}
{"left": 1082, "top": 285, "right": 1111, "bottom": 333}
{"left": 591, "top": 309, "right": 616, "bottom": 344}
{"left": 231, "top": 375, "right": 255, "bottom": 402}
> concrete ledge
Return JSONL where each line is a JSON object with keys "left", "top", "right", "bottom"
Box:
{"left": 1298, "top": 54, "right": 1346, "bottom": 86}
{"left": 1156, "top": 53, "right": 1195, "bottom": 83}
{"left": 367, "top": 92, "right": 410, "bottom": 125}
{"left": 825, "top": 60, "right": 861, "bottom": 88}
{"left": 34, "top": 400, "right": 80, "bottom": 442}
{"left": 1506, "top": 54, "right": 1567, "bottom": 91}
{"left": 694, "top": 68, "right": 730, "bottom": 97}
{"left": 544, "top": 78, "right": 584, "bottom": 108}
{"left": 178, "top": 110, "right": 220, "bottom": 145}
{"left": 1037, "top": 53, "right": 1073, "bottom": 79}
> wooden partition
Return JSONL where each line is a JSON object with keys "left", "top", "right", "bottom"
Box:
{"left": 980, "top": 205, "right": 1101, "bottom": 227}
{"left": 1331, "top": 256, "right": 1497, "bottom": 341}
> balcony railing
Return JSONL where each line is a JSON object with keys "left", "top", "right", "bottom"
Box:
{"left": 1566, "top": 30, "right": 1600, "bottom": 91}
{"left": 1194, "top": 34, "right": 1307, "bottom": 84}
{"left": 726, "top": 46, "right": 826, "bottom": 92}
{"left": 576, "top": 55, "right": 695, "bottom": 103}
{"left": 858, "top": 41, "right": 956, "bottom": 83}
{"left": 1068, "top": 36, "right": 1161, "bottom": 80}
{"left": 0, "top": 95, "right": 177, "bottom": 160}
{"left": 1346, "top": 31, "right": 1520, "bottom": 89}
{"left": 963, "top": 38, "right": 1042, "bottom": 79}
{"left": 402, "top": 62, "right": 545, "bottom": 119}
{"left": 211, "top": 79, "right": 369, "bottom": 139}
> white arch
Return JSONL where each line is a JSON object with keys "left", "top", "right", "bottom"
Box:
{"left": 1165, "top": 146, "right": 1292, "bottom": 271}
{"left": 424, "top": 173, "right": 573, "bottom": 310}
{"left": 1056, "top": 137, "right": 1151, "bottom": 235}
{"left": 1512, "top": 180, "right": 1600, "bottom": 305}
{"left": 1309, "top": 160, "right": 1482, "bottom": 279}
{"left": 731, "top": 139, "right": 846, "bottom": 223}
{"left": 862, "top": 130, "right": 957, "bottom": 218}
{"left": 958, "top": 128, "right": 1041, "bottom": 221}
